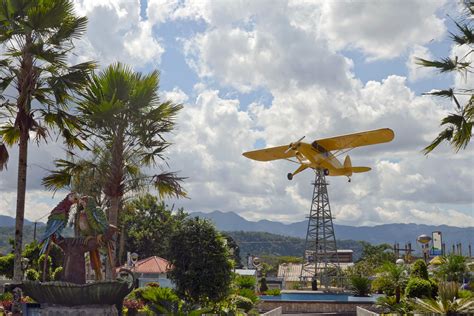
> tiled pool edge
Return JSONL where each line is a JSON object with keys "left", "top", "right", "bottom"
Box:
{"left": 259, "top": 300, "right": 374, "bottom": 314}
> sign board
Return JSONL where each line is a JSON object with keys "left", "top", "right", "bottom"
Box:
{"left": 431, "top": 231, "right": 442, "bottom": 256}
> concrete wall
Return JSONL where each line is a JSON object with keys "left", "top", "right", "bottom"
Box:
{"left": 356, "top": 306, "right": 379, "bottom": 316}
{"left": 261, "top": 306, "right": 282, "bottom": 316}
{"left": 259, "top": 301, "right": 374, "bottom": 314}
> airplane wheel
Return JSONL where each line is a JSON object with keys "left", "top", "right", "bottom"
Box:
{"left": 287, "top": 173, "right": 293, "bottom": 180}
{"left": 323, "top": 169, "right": 329, "bottom": 176}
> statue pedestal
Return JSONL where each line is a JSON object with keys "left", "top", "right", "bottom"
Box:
{"left": 41, "top": 305, "right": 118, "bottom": 316}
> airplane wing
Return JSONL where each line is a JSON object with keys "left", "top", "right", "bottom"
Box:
{"left": 243, "top": 145, "right": 296, "bottom": 161}
{"left": 313, "top": 128, "right": 394, "bottom": 151}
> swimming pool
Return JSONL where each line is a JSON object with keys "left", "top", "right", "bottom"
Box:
{"left": 260, "top": 292, "right": 380, "bottom": 302}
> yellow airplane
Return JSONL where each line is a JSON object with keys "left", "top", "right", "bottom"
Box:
{"left": 243, "top": 128, "right": 394, "bottom": 182}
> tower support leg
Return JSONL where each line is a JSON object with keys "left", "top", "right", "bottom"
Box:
{"left": 300, "top": 169, "right": 340, "bottom": 289}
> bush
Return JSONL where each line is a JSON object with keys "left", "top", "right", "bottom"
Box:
{"left": 234, "top": 295, "right": 253, "bottom": 312}
{"left": 237, "top": 288, "right": 259, "bottom": 303}
{"left": 51, "top": 267, "right": 63, "bottom": 281}
{"left": 372, "top": 276, "right": 395, "bottom": 295}
{"left": 405, "top": 277, "right": 432, "bottom": 298}
{"left": 136, "top": 286, "right": 181, "bottom": 314}
{"left": 264, "top": 289, "right": 281, "bottom": 296}
{"left": 411, "top": 260, "right": 429, "bottom": 280}
{"left": 349, "top": 275, "right": 371, "bottom": 297}
{"left": 25, "top": 269, "right": 39, "bottom": 281}
{"left": 235, "top": 275, "right": 256, "bottom": 290}
{"left": 259, "top": 277, "right": 268, "bottom": 293}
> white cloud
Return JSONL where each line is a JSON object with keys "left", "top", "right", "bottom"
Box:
{"left": 319, "top": 0, "right": 446, "bottom": 60}
{"left": 407, "top": 45, "right": 437, "bottom": 82}
{"left": 72, "top": 0, "right": 164, "bottom": 68}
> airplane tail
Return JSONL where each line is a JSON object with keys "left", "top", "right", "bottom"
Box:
{"left": 328, "top": 156, "right": 371, "bottom": 176}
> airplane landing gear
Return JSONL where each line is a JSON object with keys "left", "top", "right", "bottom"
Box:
{"left": 323, "top": 169, "right": 329, "bottom": 176}
{"left": 287, "top": 173, "right": 293, "bottom": 180}
{"left": 348, "top": 177, "right": 351, "bottom": 183}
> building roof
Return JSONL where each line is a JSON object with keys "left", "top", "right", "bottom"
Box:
{"left": 118, "top": 256, "right": 172, "bottom": 274}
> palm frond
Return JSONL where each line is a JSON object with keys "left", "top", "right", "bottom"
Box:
{"left": 423, "top": 127, "right": 454, "bottom": 154}
{"left": 450, "top": 20, "right": 474, "bottom": 46}
{"left": 152, "top": 172, "right": 187, "bottom": 199}
{"left": 415, "top": 57, "right": 470, "bottom": 73}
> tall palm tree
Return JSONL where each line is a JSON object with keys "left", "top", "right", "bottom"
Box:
{"left": 0, "top": 0, "right": 95, "bottom": 281}
{"left": 43, "top": 63, "right": 186, "bottom": 276}
{"left": 416, "top": 5, "right": 473, "bottom": 154}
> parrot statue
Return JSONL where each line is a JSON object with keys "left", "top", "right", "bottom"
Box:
{"left": 77, "top": 196, "right": 110, "bottom": 280}
{"left": 40, "top": 192, "right": 79, "bottom": 255}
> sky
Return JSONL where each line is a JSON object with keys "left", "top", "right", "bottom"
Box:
{"left": 0, "top": 0, "right": 473, "bottom": 227}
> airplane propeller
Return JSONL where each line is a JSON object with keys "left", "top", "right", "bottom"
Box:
{"left": 285, "top": 136, "right": 305, "bottom": 153}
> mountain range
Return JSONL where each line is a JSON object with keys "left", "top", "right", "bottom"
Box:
{"left": 190, "top": 210, "right": 473, "bottom": 251}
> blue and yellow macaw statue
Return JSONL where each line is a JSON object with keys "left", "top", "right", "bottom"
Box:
{"left": 40, "top": 192, "right": 79, "bottom": 255}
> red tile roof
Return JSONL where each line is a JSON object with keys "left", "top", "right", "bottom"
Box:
{"left": 118, "top": 256, "right": 172, "bottom": 274}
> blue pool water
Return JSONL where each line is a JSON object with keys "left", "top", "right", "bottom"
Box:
{"left": 260, "top": 293, "right": 379, "bottom": 302}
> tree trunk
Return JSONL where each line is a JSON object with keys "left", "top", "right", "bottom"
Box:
{"left": 13, "top": 34, "right": 34, "bottom": 282}
{"left": 12, "top": 129, "right": 28, "bottom": 282}
{"left": 395, "top": 285, "right": 401, "bottom": 303}
{"left": 104, "top": 130, "right": 124, "bottom": 280}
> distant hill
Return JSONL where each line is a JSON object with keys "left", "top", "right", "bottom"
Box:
{"left": 225, "top": 231, "right": 365, "bottom": 261}
{"left": 191, "top": 211, "right": 473, "bottom": 252}
{"left": 0, "top": 215, "right": 42, "bottom": 227}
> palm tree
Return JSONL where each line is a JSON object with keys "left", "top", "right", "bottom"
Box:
{"left": 0, "top": 0, "right": 95, "bottom": 281}
{"left": 435, "top": 254, "right": 467, "bottom": 283}
{"left": 42, "top": 63, "right": 186, "bottom": 276}
{"left": 376, "top": 262, "right": 408, "bottom": 303}
{"left": 416, "top": 5, "right": 473, "bottom": 154}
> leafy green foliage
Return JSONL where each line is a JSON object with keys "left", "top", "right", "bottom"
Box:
{"left": 25, "top": 269, "right": 39, "bottom": 281}
{"left": 405, "top": 277, "right": 432, "bottom": 298}
{"left": 412, "top": 281, "right": 474, "bottom": 314}
{"left": 52, "top": 267, "right": 63, "bottom": 281}
{"left": 235, "top": 275, "right": 256, "bottom": 290}
{"left": 167, "top": 217, "right": 233, "bottom": 305}
{"left": 233, "top": 295, "right": 253, "bottom": 312}
{"left": 436, "top": 254, "right": 467, "bottom": 283}
{"left": 120, "top": 194, "right": 188, "bottom": 261}
{"left": 349, "top": 275, "right": 371, "bottom": 297}
{"left": 264, "top": 289, "right": 281, "bottom": 296}
{"left": 376, "top": 296, "right": 413, "bottom": 315}
{"left": 237, "top": 288, "right": 259, "bottom": 304}
{"left": 0, "top": 254, "right": 14, "bottom": 279}
{"left": 136, "top": 286, "right": 181, "bottom": 314}
{"left": 375, "top": 262, "right": 408, "bottom": 303}
{"left": 411, "top": 259, "right": 429, "bottom": 280}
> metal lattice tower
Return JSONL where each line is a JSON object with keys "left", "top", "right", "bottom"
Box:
{"left": 300, "top": 169, "right": 340, "bottom": 289}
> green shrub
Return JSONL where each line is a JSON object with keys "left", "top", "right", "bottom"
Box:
{"left": 235, "top": 275, "right": 256, "bottom": 289}
{"left": 234, "top": 295, "right": 253, "bottom": 312}
{"left": 136, "top": 286, "right": 181, "bottom": 314}
{"left": 259, "top": 277, "right": 268, "bottom": 293}
{"left": 38, "top": 254, "right": 52, "bottom": 281}
{"left": 349, "top": 275, "right": 371, "bottom": 297}
{"left": 458, "top": 289, "right": 473, "bottom": 299}
{"left": 371, "top": 276, "right": 395, "bottom": 295}
{"left": 237, "top": 288, "right": 259, "bottom": 303}
{"left": 411, "top": 260, "right": 429, "bottom": 280}
{"left": 264, "top": 289, "right": 281, "bottom": 296}
{"left": 25, "top": 269, "right": 39, "bottom": 281}
{"left": 51, "top": 267, "right": 63, "bottom": 281}
{"left": 405, "top": 277, "right": 432, "bottom": 298}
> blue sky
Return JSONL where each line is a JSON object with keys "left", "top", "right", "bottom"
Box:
{"left": 0, "top": 0, "right": 472, "bottom": 228}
